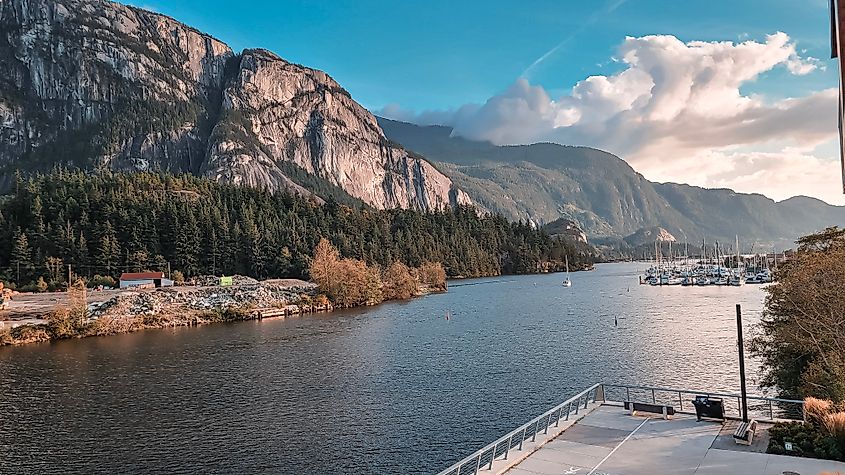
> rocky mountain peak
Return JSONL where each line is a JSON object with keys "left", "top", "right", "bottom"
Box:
{"left": 0, "top": 0, "right": 469, "bottom": 211}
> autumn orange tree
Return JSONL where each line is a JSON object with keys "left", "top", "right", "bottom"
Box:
{"left": 417, "top": 262, "right": 447, "bottom": 291}
{"left": 309, "top": 238, "right": 340, "bottom": 295}
{"left": 751, "top": 227, "right": 845, "bottom": 402}
{"left": 309, "top": 238, "right": 383, "bottom": 308}
{"left": 382, "top": 262, "right": 418, "bottom": 300}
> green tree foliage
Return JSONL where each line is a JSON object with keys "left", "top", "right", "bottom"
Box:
{"left": 0, "top": 171, "right": 593, "bottom": 286}
{"left": 751, "top": 227, "right": 845, "bottom": 402}
{"left": 10, "top": 227, "right": 30, "bottom": 282}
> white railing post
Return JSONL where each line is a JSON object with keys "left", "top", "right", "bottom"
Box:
{"left": 503, "top": 434, "right": 512, "bottom": 460}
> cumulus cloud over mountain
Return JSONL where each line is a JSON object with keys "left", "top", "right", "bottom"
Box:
{"left": 380, "top": 33, "right": 841, "bottom": 204}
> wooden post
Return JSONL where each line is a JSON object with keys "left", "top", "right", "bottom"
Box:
{"left": 737, "top": 304, "right": 749, "bottom": 423}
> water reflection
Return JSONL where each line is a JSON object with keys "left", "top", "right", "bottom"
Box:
{"left": 0, "top": 263, "right": 766, "bottom": 474}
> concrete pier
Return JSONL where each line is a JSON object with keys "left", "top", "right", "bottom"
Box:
{"left": 495, "top": 404, "right": 845, "bottom": 475}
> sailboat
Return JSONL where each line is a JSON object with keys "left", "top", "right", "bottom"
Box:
{"left": 562, "top": 255, "right": 572, "bottom": 287}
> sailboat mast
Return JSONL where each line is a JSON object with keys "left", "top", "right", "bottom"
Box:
{"left": 736, "top": 235, "right": 740, "bottom": 271}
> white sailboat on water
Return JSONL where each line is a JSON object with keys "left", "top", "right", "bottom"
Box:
{"left": 562, "top": 255, "right": 572, "bottom": 287}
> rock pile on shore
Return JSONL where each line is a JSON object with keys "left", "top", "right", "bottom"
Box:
{"left": 193, "top": 275, "right": 259, "bottom": 287}
{"left": 89, "top": 280, "right": 317, "bottom": 319}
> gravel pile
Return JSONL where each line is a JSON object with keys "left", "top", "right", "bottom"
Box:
{"left": 90, "top": 280, "right": 317, "bottom": 318}
{"left": 193, "top": 275, "right": 259, "bottom": 286}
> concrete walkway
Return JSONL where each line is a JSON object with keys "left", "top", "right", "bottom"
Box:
{"left": 503, "top": 405, "right": 845, "bottom": 475}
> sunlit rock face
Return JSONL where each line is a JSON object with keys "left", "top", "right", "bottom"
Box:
{"left": 623, "top": 226, "right": 677, "bottom": 247}
{"left": 203, "top": 49, "right": 470, "bottom": 210}
{"left": 0, "top": 0, "right": 469, "bottom": 211}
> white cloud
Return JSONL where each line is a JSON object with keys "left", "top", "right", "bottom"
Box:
{"left": 379, "top": 32, "right": 842, "bottom": 204}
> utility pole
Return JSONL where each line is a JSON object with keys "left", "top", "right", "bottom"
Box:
{"left": 167, "top": 262, "right": 171, "bottom": 280}
{"left": 736, "top": 304, "right": 749, "bottom": 423}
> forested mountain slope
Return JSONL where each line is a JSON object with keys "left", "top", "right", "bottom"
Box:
{"left": 379, "top": 118, "right": 845, "bottom": 248}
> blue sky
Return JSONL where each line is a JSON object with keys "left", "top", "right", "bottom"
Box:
{"left": 129, "top": 0, "right": 834, "bottom": 110}
{"left": 128, "top": 0, "right": 842, "bottom": 204}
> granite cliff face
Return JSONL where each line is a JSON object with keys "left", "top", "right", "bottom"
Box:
{"left": 203, "top": 49, "right": 468, "bottom": 209}
{"left": 0, "top": 0, "right": 468, "bottom": 210}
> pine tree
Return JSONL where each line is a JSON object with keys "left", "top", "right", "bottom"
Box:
{"left": 96, "top": 222, "right": 121, "bottom": 277}
{"left": 11, "top": 228, "right": 31, "bottom": 284}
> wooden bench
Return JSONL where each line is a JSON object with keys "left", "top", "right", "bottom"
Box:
{"left": 623, "top": 401, "right": 675, "bottom": 420}
{"left": 733, "top": 420, "right": 757, "bottom": 445}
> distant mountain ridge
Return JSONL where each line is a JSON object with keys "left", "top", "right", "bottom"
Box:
{"left": 378, "top": 118, "right": 845, "bottom": 248}
{"left": 0, "top": 0, "right": 469, "bottom": 211}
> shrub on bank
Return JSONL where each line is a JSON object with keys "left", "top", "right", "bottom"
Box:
{"left": 0, "top": 327, "right": 12, "bottom": 346}
{"left": 88, "top": 275, "right": 117, "bottom": 289}
{"left": 309, "top": 238, "right": 383, "bottom": 308}
{"left": 196, "top": 306, "right": 255, "bottom": 324}
{"left": 9, "top": 325, "right": 51, "bottom": 344}
{"left": 382, "top": 262, "right": 417, "bottom": 300}
{"left": 85, "top": 314, "right": 143, "bottom": 336}
{"left": 418, "top": 262, "right": 447, "bottom": 291}
{"left": 46, "top": 306, "right": 87, "bottom": 339}
{"left": 309, "top": 239, "right": 448, "bottom": 307}
{"left": 825, "top": 412, "right": 845, "bottom": 447}
{"left": 768, "top": 396, "right": 845, "bottom": 462}
{"left": 222, "top": 306, "right": 253, "bottom": 321}
{"left": 805, "top": 397, "right": 833, "bottom": 425}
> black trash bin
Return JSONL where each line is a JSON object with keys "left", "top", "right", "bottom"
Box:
{"left": 691, "top": 396, "right": 725, "bottom": 421}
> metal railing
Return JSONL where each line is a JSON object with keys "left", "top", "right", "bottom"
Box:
{"left": 437, "top": 384, "right": 602, "bottom": 475}
{"left": 436, "top": 382, "right": 804, "bottom": 475}
{"left": 602, "top": 384, "right": 805, "bottom": 422}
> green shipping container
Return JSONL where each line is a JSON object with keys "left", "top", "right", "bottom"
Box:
{"left": 220, "top": 276, "right": 233, "bottom": 286}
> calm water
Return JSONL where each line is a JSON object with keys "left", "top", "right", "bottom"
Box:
{"left": 0, "top": 263, "right": 769, "bottom": 474}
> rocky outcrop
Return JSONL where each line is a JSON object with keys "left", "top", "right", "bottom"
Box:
{"left": 203, "top": 49, "right": 469, "bottom": 209}
{"left": 544, "top": 217, "right": 588, "bottom": 244}
{"left": 623, "top": 227, "right": 677, "bottom": 247}
{"left": 0, "top": 0, "right": 468, "bottom": 211}
{"left": 0, "top": 0, "right": 233, "bottom": 180}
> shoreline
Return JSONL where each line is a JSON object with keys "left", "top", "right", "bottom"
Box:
{"left": 0, "top": 279, "right": 445, "bottom": 347}
{"left": 0, "top": 279, "right": 323, "bottom": 346}
{"left": 0, "top": 266, "right": 592, "bottom": 347}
